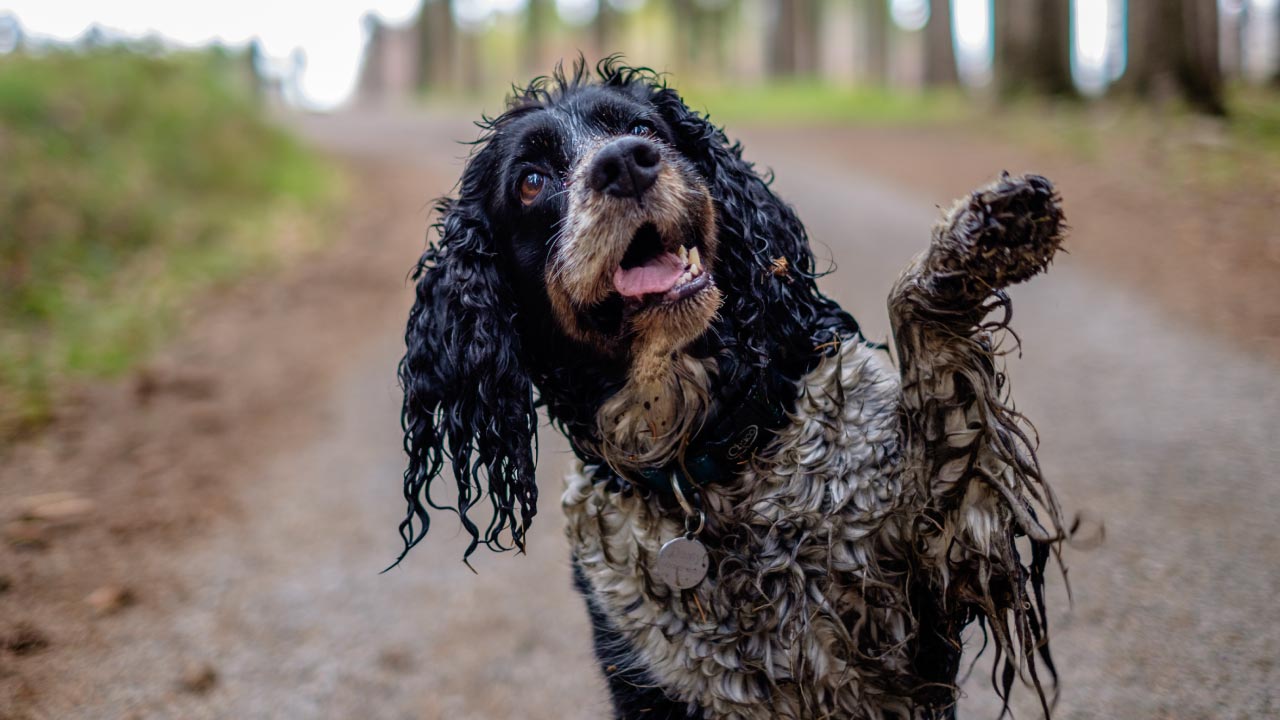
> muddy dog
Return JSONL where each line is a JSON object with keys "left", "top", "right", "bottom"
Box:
{"left": 394, "top": 60, "right": 1067, "bottom": 719}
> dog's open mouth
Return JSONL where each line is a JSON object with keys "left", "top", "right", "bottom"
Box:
{"left": 612, "top": 223, "right": 710, "bottom": 306}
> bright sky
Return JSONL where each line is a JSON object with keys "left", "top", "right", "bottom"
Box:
{"left": 2, "top": 1, "right": 1274, "bottom": 108}
{"left": 0, "top": 0, "right": 422, "bottom": 108}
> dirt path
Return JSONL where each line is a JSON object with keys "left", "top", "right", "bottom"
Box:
{"left": 2, "top": 109, "right": 1277, "bottom": 720}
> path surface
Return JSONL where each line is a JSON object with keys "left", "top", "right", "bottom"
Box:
{"left": 2, "top": 109, "right": 1276, "bottom": 720}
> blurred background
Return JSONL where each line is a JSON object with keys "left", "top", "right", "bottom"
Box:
{"left": 1, "top": 2, "right": 1278, "bottom": 719}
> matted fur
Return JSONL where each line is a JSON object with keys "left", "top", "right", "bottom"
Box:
{"left": 566, "top": 340, "right": 913, "bottom": 719}
{"left": 565, "top": 217, "right": 1068, "bottom": 715}
{"left": 396, "top": 59, "right": 1068, "bottom": 719}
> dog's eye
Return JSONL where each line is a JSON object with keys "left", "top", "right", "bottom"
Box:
{"left": 629, "top": 121, "right": 655, "bottom": 137}
{"left": 520, "top": 172, "right": 545, "bottom": 205}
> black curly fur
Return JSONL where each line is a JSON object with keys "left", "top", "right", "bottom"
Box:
{"left": 395, "top": 58, "right": 1070, "bottom": 719}
{"left": 573, "top": 559, "right": 702, "bottom": 719}
{"left": 395, "top": 57, "right": 857, "bottom": 565}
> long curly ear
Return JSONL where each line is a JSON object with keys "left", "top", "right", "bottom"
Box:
{"left": 648, "top": 84, "right": 859, "bottom": 370}
{"left": 394, "top": 150, "right": 538, "bottom": 566}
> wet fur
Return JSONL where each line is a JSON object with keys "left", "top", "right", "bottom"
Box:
{"left": 396, "top": 59, "right": 1067, "bottom": 718}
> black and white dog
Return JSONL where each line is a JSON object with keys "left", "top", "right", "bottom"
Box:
{"left": 396, "top": 61, "right": 1068, "bottom": 719}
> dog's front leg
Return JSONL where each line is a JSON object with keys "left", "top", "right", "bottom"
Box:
{"left": 887, "top": 173, "right": 1067, "bottom": 709}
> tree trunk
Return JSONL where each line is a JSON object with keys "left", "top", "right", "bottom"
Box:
{"left": 923, "top": 0, "right": 958, "bottom": 86}
{"left": 1180, "top": 0, "right": 1223, "bottom": 111}
{"left": 861, "top": 0, "right": 889, "bottom": 86}
{"left": 1273, "top": 4, "right": 1280, "bottom": 88}
{"left": 460, "top": 29, "right": 483, "bottom": 92}
{"left": 1218, "top": 3, "right": 1243, "bottom": 80}
{"left": 682, "top": 3, "right": 731, "bottom": 79}
{"left": 768, "top": 0, "right": 820, "bottom": 77}
{"left": 1115, "top": 0, "right": 1224, "bottom": 115}
{"left": 1036, "top": 0, "right": 1074, "bottom": 95}
{"left": 795, "top": 0, "right": 821, "bottom": 76}
{"left": 993, "top": 0, "right": 1034, "bottom": 95}
{"left": 769, "top": 0, "right": 799, "bottom": 77}
{"left": 673, "top": 0, "right": 696, "bottom": 75}
{"left": 594, "top": 0, "right": 619, "bottom": 59}
{"left": 524, "top": 0, "right": 554, "bottom": 72}
{"left": 994, "top": 0, "right": 1074, "bottom": 97}
{"left": 415, "top": 0, "right": 456, "bottom": 92}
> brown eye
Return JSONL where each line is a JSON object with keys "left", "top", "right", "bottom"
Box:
{"left": 520, "top": 172, "right": 545, "bottom": 205}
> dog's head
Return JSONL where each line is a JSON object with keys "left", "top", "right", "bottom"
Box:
{"left": 396, "top": 60, "right": 855, "bottom": 562}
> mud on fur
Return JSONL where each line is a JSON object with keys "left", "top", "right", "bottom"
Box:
{"left": 396, "top": 58, "right": 1070, "bottom": 719}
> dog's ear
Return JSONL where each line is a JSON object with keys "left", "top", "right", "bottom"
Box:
{"left": 649, "top": 86, "right": 858, "bottom": 366}
{"left": 395, "top": 145, "right": 538, "bottom": 565}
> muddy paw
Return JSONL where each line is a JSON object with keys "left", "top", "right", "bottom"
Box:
{"left": 931, "top": 172, "right": 1065, "bottom": 295}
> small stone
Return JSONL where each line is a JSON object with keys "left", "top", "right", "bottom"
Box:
{"left": 377, "top": 647, "right": 415, "bottom": 673}
{"left": 179, "top": 663, "right": 218, "bottom": 694}
{"left": 17, "top": 492, "right": 94, "bottom": 522}
{"left": 4, "top": 623, "right": 50, "bottom": 655}
{"left": 3, "top": 520, "right": 49, "bottom": 550}
{"left": 85, "top": 585, "right": 135, "bottom": 616}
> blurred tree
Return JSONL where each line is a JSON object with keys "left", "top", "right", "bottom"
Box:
{"left": 1272, "top": 4, "right": 1280, "bottom": 88}
{"left": 860, "top": 0, "right": 889, "bottom": 86}
{"left": 416, "top": 0, "right": 456, "bottom": 91}
{"left": 1116, "top": 0, "right": 1224, "bottom": 115}
{"left": 769, "top": 0, "right": 797, "bottom": 76}
{"left": 247, "top": 38, "right": 265, "bottom": 100}
{"left": 673, "top": 0, "right": 698, "bottom": 75}
{"left": 0, "top": 12, "right": 23, "bottom": 53}
{"left": 769, "top": 0, "right": 820, "bottom": 77}
{"left": 461, "top": 28, "right": 483, "bottom": 89}
{"left": 525, "top": 0, "right": 554, "bottom": 72}
{"left": 994, "top": 0, "right": 1074, "bottom": 97}
{"left": 923, "top": 0, "right": 958, "bottom": 86}
{"left": 1219, "top": 1, "right": 1245, "bottom": 80}
{"left": 594, "top": 0, "right": 620, "bottom": 58}
{"left": 675, "top": 0, "right": 737, "bottom": 78}
{"left": 796, "top": 0, "right": 820, "bottom": 75}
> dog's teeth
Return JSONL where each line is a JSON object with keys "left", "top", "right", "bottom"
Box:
{"left": 690, "top": 264, "right": 702, "bottom": 277}
{"left": 678, "top": 245, "right": 689, "bottom": 262}
{"left": 689, "top": 247, "right": 701, "bottom": 267}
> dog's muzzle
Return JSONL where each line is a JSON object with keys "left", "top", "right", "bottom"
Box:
{"left": 587, "top": 137, "right": 662, "bottom": 199}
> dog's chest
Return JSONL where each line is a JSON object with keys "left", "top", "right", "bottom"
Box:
{"left": 563, "top": 343, "right": 917, "bottom": 719}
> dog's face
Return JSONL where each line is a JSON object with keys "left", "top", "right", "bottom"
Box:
{"left": 488, "top": 84, "right": 723, "bottom": 361}
{"left": 396, "top": 63, "right": 852, "bottom": 563}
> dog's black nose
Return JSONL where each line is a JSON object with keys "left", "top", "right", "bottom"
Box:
{"left": 587, "top": 137, "right": 661, "bottom": 199}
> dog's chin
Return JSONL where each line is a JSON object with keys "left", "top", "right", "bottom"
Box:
{"left": 607, "top": 219, "right": 721, "bottom": 360}
{"left": 626, "top": 279, "right": 721, "bottom": 357}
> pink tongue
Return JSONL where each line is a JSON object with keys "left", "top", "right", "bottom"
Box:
{"left": 613, "top": 252, "right": 686, "bottom": 298}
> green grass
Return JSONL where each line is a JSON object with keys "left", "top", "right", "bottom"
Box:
{"left": 0, "top": 46, "right": 339, "bottom": 438}
{"left": 680, "top": 82, "right": 972, "bottom": 126}
{"left": 979, "top": 86, "right": 1280, "bottom": 193}
{"left": 678, "top": 80, "right": 1277, "bottom": 196}
{"left": 421, "top": 80, "right": 973, "bottom": 128}
{"left": 678, "top": 80, "right": 1277, "bottom": 168}
{"left": 1227, "top": 86, "right": 1280, "bottom": 158}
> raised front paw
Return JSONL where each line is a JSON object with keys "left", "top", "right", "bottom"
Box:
{"left": 930, "top": 172, "right": 1065, "bottom": 297}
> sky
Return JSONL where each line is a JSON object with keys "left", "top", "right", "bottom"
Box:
{"left": 0, "top": 0, "right": 422, "bottom": 107}
{"left": 1, "top": 0, "right": 1275, "bottom": 109}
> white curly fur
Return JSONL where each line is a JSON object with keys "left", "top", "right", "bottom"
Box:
{"left": 558, "top": 172, "right": 1069, "bottom": 720}
{"left": 565, "top": 340, "right": 951, "bottom": 719}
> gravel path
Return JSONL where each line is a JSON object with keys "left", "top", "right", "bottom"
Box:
{"left": 2, "top": 109, "right": 1275, "bottom": 720}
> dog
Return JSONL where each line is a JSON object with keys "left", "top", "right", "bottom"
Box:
{"left": 395, "top": 60, "right": 1068, "bottom": 719}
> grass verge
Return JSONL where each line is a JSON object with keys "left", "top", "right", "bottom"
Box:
{"left": 0, "top": 46, "right": 341, "bottom": 439}
{"left": 681, "top": 82, "right": 973, "bottom": 127}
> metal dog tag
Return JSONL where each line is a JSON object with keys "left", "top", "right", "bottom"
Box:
{"left": 654, "top": 536, "right": 709, "bottom": 590}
